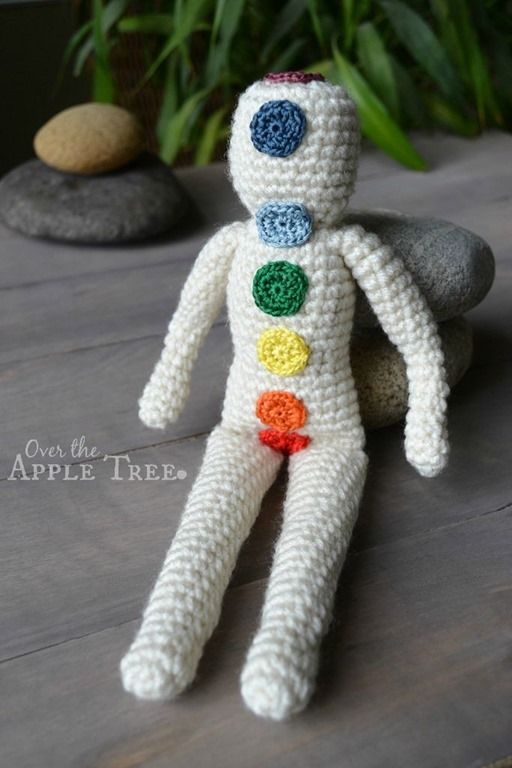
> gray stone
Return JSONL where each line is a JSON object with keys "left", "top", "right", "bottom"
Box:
{"left": 344, "top": 210, "right": 495, "bottom": 327}
{"left": 352, "top": 316, "right": 473, "bottom": 430}
{"left": 0, "top": 154, "right": 189, "bottom": 243}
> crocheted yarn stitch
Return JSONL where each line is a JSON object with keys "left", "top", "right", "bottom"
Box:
{"left": 256, "top": 202, "right": 313, "bottom": 247}
{"left": 256, "top": 326, "right": 310, "bottom": 376}
{"left": 229, "top": 79, "right": 360, "bottom": 226}
{"left": 263, "top": 71, "right": 325, "bottom": 84}
{"left": 258, "top": 428, "right": 311, "bottom": 455}
{"left": 250, "top": 99, "right": 306, "bottom": 157}
{"left": 123, "top": 74, "right": 450, "bottom": 724}
{"left": 256, "top": 390, "right": 307, "bottom": 431}
{"left": 252, "top": 261, "right": 308, "bottom": 316}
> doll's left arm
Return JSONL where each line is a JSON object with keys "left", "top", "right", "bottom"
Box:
{"left": 338, "top": 225, "right": 450, "bottom": 478}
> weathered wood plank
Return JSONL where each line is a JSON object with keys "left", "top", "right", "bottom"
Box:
{"left": 1, "top": 133, "right": 511, "bottom": 768}
{"left": 2, "top": 352, "right": 511, "bottom": 661}
{"left": 2, "top": 132, "right": 509, "bottom": 289}
{"left": 1, "top": 508, "right": 510, "bottom": 768}
{"left": 0, "top": 164, "right": 245, "bottom": 288}
{"left": 1, "top": 134, "right": 510, "bottom": 366}
{"left": 0, "top": 257, "right": 509, "bottom": 479}
{"left": 0, "top": 324, "right": 230, "bottom": 479}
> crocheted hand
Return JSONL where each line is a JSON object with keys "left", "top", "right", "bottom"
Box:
{"left": 404, "top": 367, "right": 449, "bottom": 477}
{"left": 138, "top": 332, "right": 198, "bottom": 429}
{"left": 138, "top": 223, "right": 242, "bottom": 429}
{"left": 341, "top": 225, "right": 449, "bottom": 477}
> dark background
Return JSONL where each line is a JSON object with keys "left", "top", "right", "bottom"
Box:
{"left": 0, "top": 0, "right": 87, "bottom": 175}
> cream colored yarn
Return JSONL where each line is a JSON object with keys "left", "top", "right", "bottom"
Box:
{"left": 121, "top": 74, "right": 449, "bottom": 720}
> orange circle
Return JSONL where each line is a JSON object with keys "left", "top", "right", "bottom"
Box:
{"left": 256, "top": 391, "right": 307, "bottom": 432}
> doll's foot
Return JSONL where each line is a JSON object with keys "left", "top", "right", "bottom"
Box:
{"left": 120, "top": 645, "right": 196, "bottom": 701}
{"left": 241, "top": 649, "right": 315, "bottom": 720}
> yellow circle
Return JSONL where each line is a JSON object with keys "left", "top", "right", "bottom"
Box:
{"left": 257, "top": 327, "right": 310, "bottom": 376}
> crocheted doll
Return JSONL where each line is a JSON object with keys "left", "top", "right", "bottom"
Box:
{"left": 120, "top": 71, "right": 449, "bottom": 720}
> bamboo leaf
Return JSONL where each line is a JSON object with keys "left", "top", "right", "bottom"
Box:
{"left": 144, "top": 0, "right": 210, "bottom": 84}
{"left": 205, "top": 0, "right": 246, "bottom": 85}
{"left": 424, "top": 93, "right": 478, "bottom": 136}
{"left": 304, "top": 59, "right": 334, "bottom": 77}
{"left": 75, "top": 0, "right": 125, "bottom": 78}
{"left": 63, "top": 21, "right": 93, "bottom": 75}
{"left": 156, "top": 59, "right": 179, "bottom": 146}
{"left": 430, "top": 0, "right": 502, "bottom": 126}
{"left": 269, "top": 38, "right": 305, "bottom": 73}
{"left": 381, "top": 0, "right": 466, "bottom": 108}
{"left": 356, "top": 22, "right": 400, "bottom": 120}
{"left": 262, "top": 0, "right": 308, "bottom": 59}
{"left": 194, "top": 106, "right": 228, "bottom": 165}
{"left": 91, "top": 0, "right": 115, "bottom": 102}
{"left": 307, "top": 0, "right": 328, "bottom": 53}
{"left": 160, "top": 88, "right": 210, "bottom": 164}
{"left": 390, "top": 57, "right": 426, "bottom": 127}
{"left": 73, "top": 32, "right": 95, "bottom": 77}
{"left": 101, "top": 0, "right": 128, "bottom": 33}
{"left": 118, "top": 14, "right": 173, "bottom": 35}
{"left": 332, "top": 45, "right": 427, "bottom": 170}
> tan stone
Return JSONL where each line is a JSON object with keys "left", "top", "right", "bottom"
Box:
{"left": 352, "top": 317, "right": 473, "bottom": 430}
{"left": 34, "top": 103, "right": 144, "bottom": 175}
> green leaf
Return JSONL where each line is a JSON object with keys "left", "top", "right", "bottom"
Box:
{"left": 424, "top": 93, "right": 478, "bottom": 136}
{"left": 62, "top": 20, "right": 93, "bottom": 75}
{"left": 118, "top": 14, "right": 173, "bottom": 35}
{"left": 261, "top": 0, "right": 308, "bottom": 59}
{"left": 430, "top": 0, "right": 502, "bottom": 126}
{"left": 101, "top": 0, "right": 128, "bottom": 33}
{"left": 159, "top": 88, "right": 210, "bottom": 164}
{"left": 144, "top": 0, "right": 210, "bottom": 84}
{"left": 307, "top": 0, "right": 327, "bottom": 53}
{"left": 381, "top": 0, "right": 466, "bottom": 108}
{"left": 341, "top": 0, "right": 372, "bottom": 51}
{"left": 156, "top": 58, "right": 179, "bottom": 146}
{"left": 303, "top": 59, "right": 333, "bottom": 77}
{"left": 74, "top": 0, "right": 126, "bottom": 99}
{"left": 356, "top": 22, "right": 400, "bottom": 120}
{"left": 92, "top": 0, "right": 116, "bottom": 102}
{"left": 269, "top": 38, "right": 305, "bottom": 73}
{"left": 205, "top": 0, "right": 246, "bottom": 85}
{"left": 72, "top": 30, "right": 94, "bottom": 77}
{"left": 194, "top": 106, "right": 228, "bottom": 165}
{"left": 332, "top": 45, "right": 427, "bottom": 170}
{"left": 390, "top": 57, "right": 425, "bottom": 127}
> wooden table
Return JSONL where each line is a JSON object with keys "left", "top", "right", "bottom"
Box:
{"left": 1, "top": 134, "right": 511, "bottom": 768}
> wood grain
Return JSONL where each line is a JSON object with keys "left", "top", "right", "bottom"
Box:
{"left": 1, "top": 133, "right": 511, "bottom": 768}
{"left": 1, "top": 509, "right": 510, "bottom": 768}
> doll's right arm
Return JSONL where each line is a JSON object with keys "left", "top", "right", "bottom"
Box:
{"left": 139, "top": 222, "right": 243, "bottom": 429}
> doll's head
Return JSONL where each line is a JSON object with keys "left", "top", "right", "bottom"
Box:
{"left": 228, "top": 72, "right": 360, "bottom": 228}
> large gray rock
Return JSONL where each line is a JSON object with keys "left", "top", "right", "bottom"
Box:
{"left": 344, "top": 210, "right": 495, "bottom": 326}
{"left": 0, "top": 154, "right": 189, "bottom": 243}
{"left": 352, "top": 316, "right": 473, "bottom": 429}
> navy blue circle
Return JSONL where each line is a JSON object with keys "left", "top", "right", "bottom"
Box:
{"left": 256, "top": 202, "right": 313, "bottom": 248}
{"left": 250, "top": 100, "right": 306, "bottom": 158}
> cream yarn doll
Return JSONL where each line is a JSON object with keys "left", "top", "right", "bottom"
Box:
{"left": 121, "top": 71, "right": 449, "bottom": 720}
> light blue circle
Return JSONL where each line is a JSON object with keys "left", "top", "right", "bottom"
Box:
{"left": 256, "top": 202, "right": 313, "bottom": 248}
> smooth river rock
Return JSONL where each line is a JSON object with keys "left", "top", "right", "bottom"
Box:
{"left": 352, "top": 316, "right": 473, "bottom": 429}
{"left": 0, "top": 154, "right": 189, "bottom": 243}
{"left": 344, "top": 210, "right": 495, "bottom": 327}
{"left": 34, "top": 103, "right": 144, "bottom": 175}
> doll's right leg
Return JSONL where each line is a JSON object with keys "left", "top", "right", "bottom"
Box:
{"left": 121, "top": 424, "right": 283, "bottom": 701}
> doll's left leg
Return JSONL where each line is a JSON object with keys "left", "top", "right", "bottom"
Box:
{"left": 241, "top": 437, "right": 368, "bottom": 720}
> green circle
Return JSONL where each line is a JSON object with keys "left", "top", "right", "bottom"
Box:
{"left": 252, "top": 261, "right": 308, "bottom": 317}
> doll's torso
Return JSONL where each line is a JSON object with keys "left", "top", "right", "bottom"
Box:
{"left": 222, "top": 219, "right": 365, "bottom": 448}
